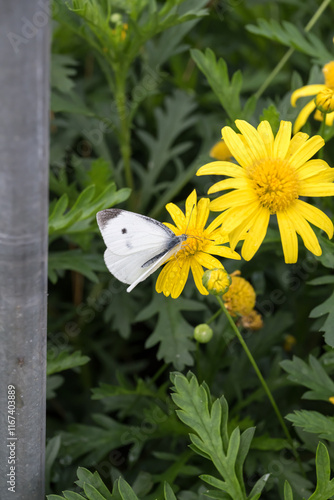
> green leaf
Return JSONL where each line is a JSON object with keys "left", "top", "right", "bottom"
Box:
{"left": 76, "top": 468, "right": 112, "bottom": 500}
{"left": 138, "top": 294, "right": 200, "bottom": 370}
{"left": 246, "top": 19, "right": 332, "bottom": 65}
{"left": 49, "top": 182, "right": 130, "bottom": 237}
{"left": 171, "top": 373, "right": 246, "bottom": 499}
{"left": 283, "top": 481, "right": 293, "bottom": 500}
{"left": 63, "top": 493, "right": 87, "bottom": 500}
{"left": 51, "top": 90, "right": 96, "bottom": 116}
{"left": 280, "top": 355, "right": 334, "bottom": 402}
{"left": 259, "top": 104, "right": 280, "bottom": 134}
{"left": 46, "top": 375, "right": 64, "bottom": 399}
{"left": 316, "top": 235, "right": 334, "bottom": 269}
{"left": 47, "top": 350, "right": 90, "bottom": 376}
{"left": 308, "top": 442, "right": 334, "bottom": 499}
{"left": 286, "top": 410, "right": 334, "bottom": 441}
{"left": 250, "top": 434, "right": 287, "bottom": 451}
{"left": 45, "top": 435, "right": 61, "bottom": 492}
{"left": 136, "top": 90, "right": 198, "bottom": 212}
{"left": 118, "top": 477, "right": 139, "bottom": 500}
{"left": 191, "top": 48, "right": 253, "bottom": 121}
{"left": 62, "top": 419, "right": 136, "bottom": 465}
{"left": 51, "top": 54, "right": 78, "bottom": 93}
{"left": 48, "top": 251, "right": 105, "bottom": 284}
{"left": 309, "top": 290, "right": 334, "bottom": 347}
{"left": 84, "top": 482, "right": 109, "bottom": 500}
{"left": 235, "top": 427, "right": 255, "bottom": 490}
{"left": 164, "top": 482, "right": 177, "bottom": 500}
{"left": 91, "top": 378, "right": 156, "bottom": 400}
{"left": 248, "top": 473, "right": 270, "bottom": 500}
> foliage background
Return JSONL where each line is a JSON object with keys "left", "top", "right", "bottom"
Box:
{"left": 46, "top": 1, "right": 334, "bottom": 499}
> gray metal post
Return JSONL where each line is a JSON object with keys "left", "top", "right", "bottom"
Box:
{"left": 0, "top": 1, "right": 50, "bottom": 499}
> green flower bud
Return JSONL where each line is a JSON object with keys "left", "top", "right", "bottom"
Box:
{"left": 194, "top": 324, "right": 213, "bottom": 343}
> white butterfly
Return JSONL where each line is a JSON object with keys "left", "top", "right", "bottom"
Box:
{"left": 96, "top": 209, "right": 188, "bottom": 292}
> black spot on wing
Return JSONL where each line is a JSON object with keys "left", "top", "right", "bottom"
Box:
{"left": 122, "top": 228, "right": 127, "bottom": 234}
{"left": 96, "top": 209, "right": 122, "bottom": 229}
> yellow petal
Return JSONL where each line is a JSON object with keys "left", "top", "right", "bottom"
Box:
{"left": 241, "top": 208, "right": 270, "bottom": 261}
{"left": 276, "top": 212, "right": 298, "bottom": 263}
{"left": 196, "top": 198, "right": 210, "bottom": 231}
{"left": 286, "top": 132, "right": 309, "bottom": 159}
{"left": 210, "top": 189, "right": 258, "bottom": 211}
{"left": 299, "top": 170, "right": 334, "bottom": 185}
{"left": 195, "top": 251, "right": 225, "bottom": 269}
{"left": 210, "top": 140, "right": 233, "bottom": 160}
{"left": 170, "top": 259, "right": 190, "bottom": 298}
{"left": 156, "top": 258, "right": 190, "bottom": 298}
{"left": 299, "top": 183, "right": 334, "bottom": 196}
{"left": 196, "top": 161, "right": 245, "bottom": 178}
{"left": 163, "top": 222, "right": 178, "bottom": 233}
{"left": 294, "top": 200, "right": 333, "bottom": 239}
{"left": 208, "top": 202, "right": 259, "bottom": 233}
{"left": 165, "top": 203, "right": 186, "bottom": 230}
{"left": 208, "top": 177, "right": 249, "bottom": 194}
{"left": 156, "top": 260, "right": 173, "bottom": 294}
{"left": 302, "top": 170, "right": 334, "bottom": 183}
{"left": 325, "top": 111, "right": 334, "bottom": 126}
{"left": 205, "top": 244, "right": 241, "bottom": 260}
{"left": 297, "top": 160, "right": 331, "bottom": 179}
{"left": 315, "top": 110, "right": 334, "bottom": 126}
{"left": 293, "top": 100, "right": 316, "bottom": 134}
{"left": 190, "top": 259, "right": 208, "bottom": 296}
{"left": 205, "top": 212, "right": 226, "bottom": 232}
{"left": 257, "top": 120, "right": 275, "bottom": 157}
{"left": 289, "top": 135, "right": 324, "bottom": 169}
{"left": 235, "top": 119, "right": 267, "bottom": 160}
{"left": 222, "top": 126, "right": 254, "bottom": 168}
{"left": 291, "top": 84, "right": 326, "bottom": 106}
{"left": 273, "top": 121, "right": 292, "bottom": 159}
{"left": 185, "top": 189, "right": 197, "bottom": 223}
{"left": 288, "top": 208, "right": 322, "bottom": 256}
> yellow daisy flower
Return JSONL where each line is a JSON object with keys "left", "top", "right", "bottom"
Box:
{"left": 156, "top": 190, "right": 241, "bottom": 298}
{"left": 291, "top": 61, "right": 334, "bottom": 133}
{"left": 197, "top": 120, "right": 334, "bottom": 263}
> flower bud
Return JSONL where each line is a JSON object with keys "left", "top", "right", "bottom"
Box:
{"left": 202, "top": 268, "right": 231, "bottom": 296}
{"left": 315, "top": 88, "right": 334, "bottom": 114}
{"left": 194, "top": 324, "right": 213, "bottom": 343}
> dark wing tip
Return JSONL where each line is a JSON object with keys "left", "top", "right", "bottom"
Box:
{"left": 96, "top": 209, "right": 122, "bottom": 229}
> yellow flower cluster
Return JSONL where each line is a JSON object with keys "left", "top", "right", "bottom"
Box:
{"left": 156, "top": 118, "right": 334, "bottom": 299}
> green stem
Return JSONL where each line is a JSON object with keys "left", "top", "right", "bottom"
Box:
{"left": 114, "top": 65, "right": 134, "bottom": 193}
{"left": 254, "top": 0, "right": 332, "bottom": 100}
{"left": 216, "top": 296, "right": 305, "bottom": 476}
{"left": 151, "top": 362, "right": 169, "bottom": 384}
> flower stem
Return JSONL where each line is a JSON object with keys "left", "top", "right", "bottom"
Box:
{"left": 216, "top": 296, "right": 305, "bottom": 475}
{"left": 254, "top": 0, "right": 332, "bottom": 100}
{"left": 114, "top": 65, "right": 134, "bottom": 194}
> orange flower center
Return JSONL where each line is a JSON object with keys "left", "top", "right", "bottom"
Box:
{"left": 246, "top": 158, "right": 300, "bottom": 213}
{"left": 323, "top": 61, "right": 334, "bottom": 89}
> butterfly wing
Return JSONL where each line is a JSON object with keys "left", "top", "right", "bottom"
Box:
{"left": 97, "top": 209, "right": 185, "bottom": 290}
